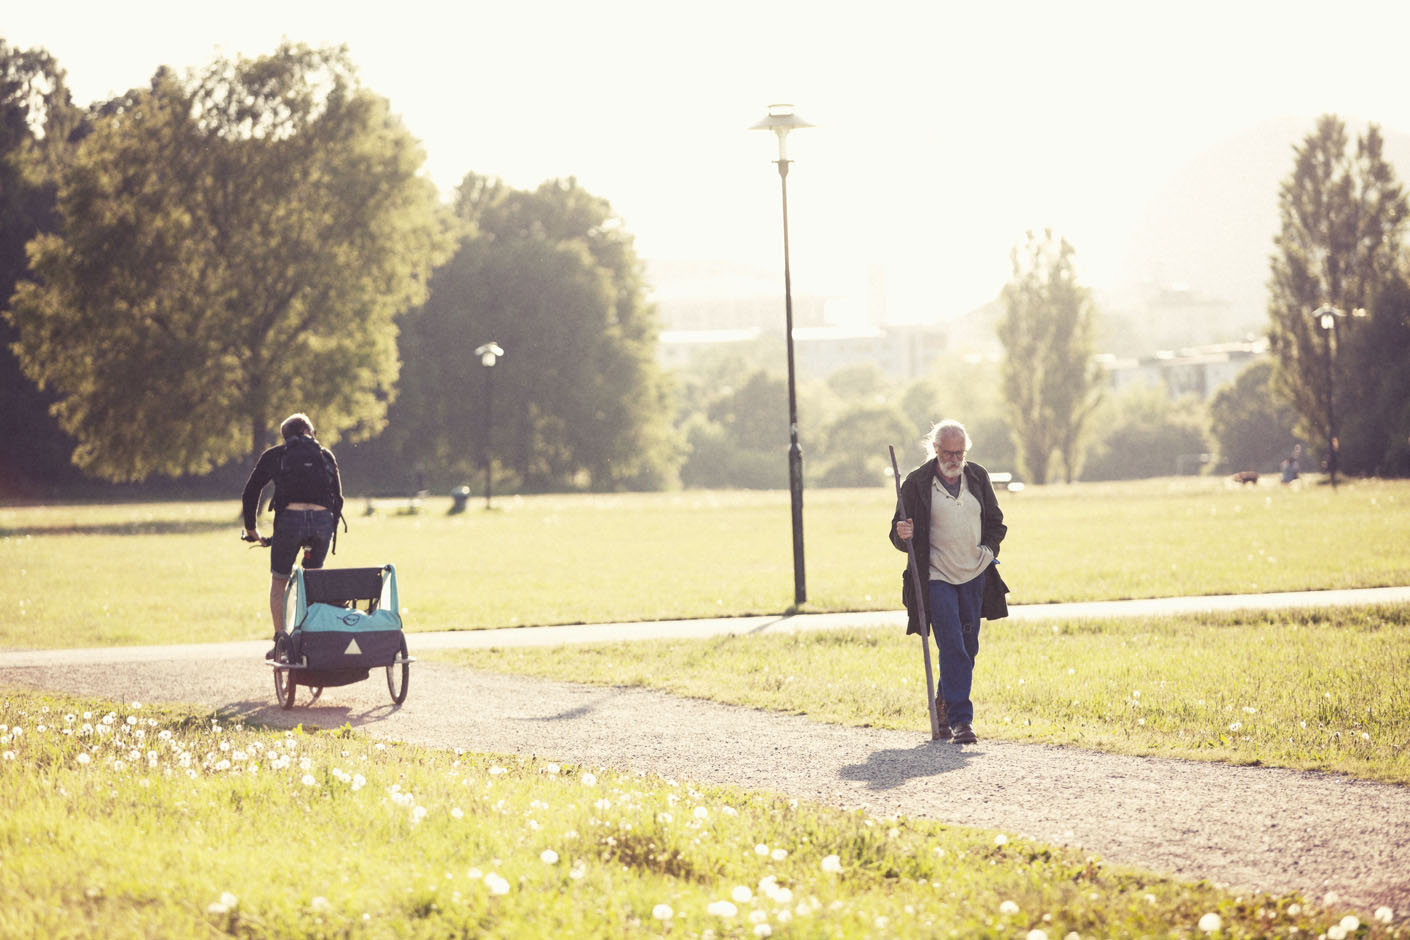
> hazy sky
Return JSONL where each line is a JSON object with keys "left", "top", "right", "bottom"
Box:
{"left": 6, "top": 0, "right": 1410, "bottom": 321}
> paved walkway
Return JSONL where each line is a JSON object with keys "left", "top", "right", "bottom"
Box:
{"left": 5, "top": 584, "right": 1409, "bottom": 667}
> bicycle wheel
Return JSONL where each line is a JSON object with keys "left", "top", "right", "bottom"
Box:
{"left": 274, "top": 634, "right": 298, "bottom": 710}
{"left": 386, "top": 634, "right": 409, "bottom": 705}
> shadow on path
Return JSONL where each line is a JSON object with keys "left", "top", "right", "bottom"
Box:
{"left": 840, "top": 742, "right": 977, "bottom": 790}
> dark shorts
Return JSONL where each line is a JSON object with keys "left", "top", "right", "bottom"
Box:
{"left": 270, "top": 509, "right": 335, "bottom": 577}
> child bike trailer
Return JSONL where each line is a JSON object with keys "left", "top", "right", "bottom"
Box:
{"left": 268, "top": 564, "right": 413, "bottom": 709}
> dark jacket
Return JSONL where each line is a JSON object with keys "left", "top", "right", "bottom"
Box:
{"left": 889, "top": 459, "right": 1009, "bottom": 631}
{"left": 241, "top": 436, "right": 344, "bottom": 531}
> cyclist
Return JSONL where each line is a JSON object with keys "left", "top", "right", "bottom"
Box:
{"left": 241, "top": 413, "right": 344, "bottom": 658}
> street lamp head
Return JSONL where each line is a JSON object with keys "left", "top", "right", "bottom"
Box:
{"left": 475, "top": 342, "right": 504, "bottom": 367}
{"left": 750, "top": 103, "right": 813, "bottom": 162}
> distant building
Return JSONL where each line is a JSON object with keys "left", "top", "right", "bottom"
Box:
{"left": 657, "top": 322, "right": 949, "bottom": 381}
{"left": 1096, "top": 338, "right": 1268, "bottom": 400}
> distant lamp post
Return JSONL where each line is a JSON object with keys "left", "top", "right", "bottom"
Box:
{"left": 1308, "top": 305, "right": 1366, "bottom": 488}
{"left": 751, "top": 103, "right": 812, "bottom": 607}
{"left": 475, "top": 342, "right": 504, "bottom": 508}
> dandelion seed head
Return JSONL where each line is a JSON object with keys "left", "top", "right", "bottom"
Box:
{"left": 540, "top": 849, "right": 559, "bottom": 864}
{"left": 1198, "top": 912, "right": 1222, "bottom": 932}
{"left": 1374, "top": 907, "right": 1394, "bottom": 924}
{"left": 820, "top": 854, "right": 842, "bottom": 873}
{"left": 999, "top": 900, "right": 1020, "bottom": 915}
{"left": 994, "top": 833, "right": 1008, "bottom": 846}
{"left": 707, "top": 900, "right": 738, "bottom": 917}
{"left": 1027, "top": 931, "right": 1049, "bottom": 940}
{"left": 652, "top": 904, "right": 674, "bottom": 920}
{"left": 1339, "top": 915, "right": 1360, "bottom": 931}
{"left": 732, "top": 885, "right": 753, "bottom": 903}
{"left": 484, "top": 873, "right": 510, "bottom": 896}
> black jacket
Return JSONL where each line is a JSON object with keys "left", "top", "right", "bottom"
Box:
{"left": 889, "top": 459, "right": 1009, "bottom": 631}
{"left": 240, "top": 436, "right": 344, "bottom": 531}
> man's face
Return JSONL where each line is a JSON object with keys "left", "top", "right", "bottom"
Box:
{"left": 936, "top": 432, "right": 967, "bottom": 478}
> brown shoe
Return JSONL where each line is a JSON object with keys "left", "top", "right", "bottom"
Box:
{"left": 934, "top": 697, "right": 952, "bottom": 739}
{"left": 951, "top": 723, "right": 978, "bottom": 744}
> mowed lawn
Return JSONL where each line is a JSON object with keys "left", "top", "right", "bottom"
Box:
{"left": 1, "top": 475, "right": 1407, "bottom": 649}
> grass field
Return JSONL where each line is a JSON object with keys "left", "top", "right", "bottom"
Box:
{"left": 3, "top": 691, "right": 1402, "bottom": 939}
{"left": 452, "top": 603, "right": 1410, "bottom": 785}
{"left": 2, "top": 476, "right": 1408, "bottom": 650}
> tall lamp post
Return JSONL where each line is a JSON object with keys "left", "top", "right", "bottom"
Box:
{"left": 1309, "top": 304, "right": 1365, "bottom": 488}
{"left": 751, "top": 103, "right": 812, "bottom": 606}
{"left": 475, "top": 342, "right": 504, "bottom": 508}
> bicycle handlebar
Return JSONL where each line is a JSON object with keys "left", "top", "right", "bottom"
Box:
{"left": 240, "top": 533, "right": 271, "bottom": 547}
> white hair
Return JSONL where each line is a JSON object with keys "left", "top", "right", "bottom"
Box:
{"left": 924, "top": 419, "right": 972, "bottom": 455}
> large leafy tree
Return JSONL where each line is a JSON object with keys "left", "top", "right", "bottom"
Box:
{"left": 997, "top": 229, "right": 1102, "bottom": 484}
{"left": 386, "top": 174, "right": 678, "bottom": 491}
{"left": 0, "top": 40, "right": 83, "bottom": 492}
{"left": 1207, "top": 359, "right": 1303, "bottom": 473}
{"left": 1267, "top": 114, "right": 1409, "bottom": 476}
{"left": 5, "top": 43, "right": 452, "bottom": 481}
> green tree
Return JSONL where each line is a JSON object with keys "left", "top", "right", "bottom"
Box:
{"left": 5, "top": 43, "right": 452, "bottom": 482}
{"left": 997, "top": 229, "right": 1102, "bottom": 484}
{"left": 1081, "top": 386, "right": 1209, "bottom": 481}
{"left": 1337, "top": 270, "right": 1410, "bottom": 475}
{"left": 386, "top": 174, "right": 678, "bottom": 492}
{"left": 1267, "top": 114, "right": 1409, "bottom": 476}
{"left": 0, "top": 40, "right": 84, "bottom": 492}
{"left": 677, "top": 370, "right": 789, "bottom": 489}
{"left": 815, "top": 402, "right": 911, "bottom": 487}
{"left": 1208, "top": 359, "right": 1303, "bottom": 473}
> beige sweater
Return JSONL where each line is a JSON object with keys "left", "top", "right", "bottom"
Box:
{"left": 927, "top": 474, "right": 995, "bottom": 584}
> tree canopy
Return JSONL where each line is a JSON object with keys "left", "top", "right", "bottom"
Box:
{"left": 0, "top": 40, "right": 84, "bottom": 493}
{"left": 381, "top": 174, "right": 678, "bottom": 492}
{"left": 1266, "top": 114, "right": 1409, "bottom": 475}
{"left": 5, "top": 43, "right": 452, "bottom": 482}
{"left": 997, "top": 229, "right": 1102, "bottom": 484}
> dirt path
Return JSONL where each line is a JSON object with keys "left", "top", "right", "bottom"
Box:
{"left": 5, "top": 651, "right": 1408, "bottom": 915}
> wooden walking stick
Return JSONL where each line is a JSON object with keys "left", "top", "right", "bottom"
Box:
{"left": 890, "top": 446, "right": 943, "bottom": 741}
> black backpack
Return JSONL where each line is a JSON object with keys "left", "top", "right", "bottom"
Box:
{"left": 278, "top": 435, "right": 335, "bottom": 506}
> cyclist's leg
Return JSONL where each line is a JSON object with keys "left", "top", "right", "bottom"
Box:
{"left": 268, "top": 511, "right": 302, "bottom": 636}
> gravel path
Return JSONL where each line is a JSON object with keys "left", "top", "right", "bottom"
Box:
{"left": 5, "top": 635, "right": 1409, "bottom": 915}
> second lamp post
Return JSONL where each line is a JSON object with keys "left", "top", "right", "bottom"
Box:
{"left": 475, "top": 342, "right": 504, "bottom": 508}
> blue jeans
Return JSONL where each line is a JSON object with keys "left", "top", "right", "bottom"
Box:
{"left": 928, "top": 572, "right": 986, "bottom": 727}
{"left": 270, "top": 509, "right": 335, "bottom": 576}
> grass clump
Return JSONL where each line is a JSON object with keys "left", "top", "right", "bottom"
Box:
{"left": 453, "top": 604, "right": 1410, "bottom": 785}
{"left": 3, "top": 690, "right": 1403, "bottom": 939}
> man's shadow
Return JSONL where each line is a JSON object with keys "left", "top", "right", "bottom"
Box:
{"left": 840, "top": 741, "right": 978, "bottom": 791}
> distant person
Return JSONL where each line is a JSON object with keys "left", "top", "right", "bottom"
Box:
{"left": 241, "top": 413, "right": 344, "bottom": 658}
{"left": 1280, "top": 443, "right": 1302, "bottom": 484}
{"left": 890, "top": 419, "right": 1009, "bottom": 744}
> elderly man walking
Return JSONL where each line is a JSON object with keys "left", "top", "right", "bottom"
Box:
{"left": 890, "top": 419, "right": 1009, "bottom": 743}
